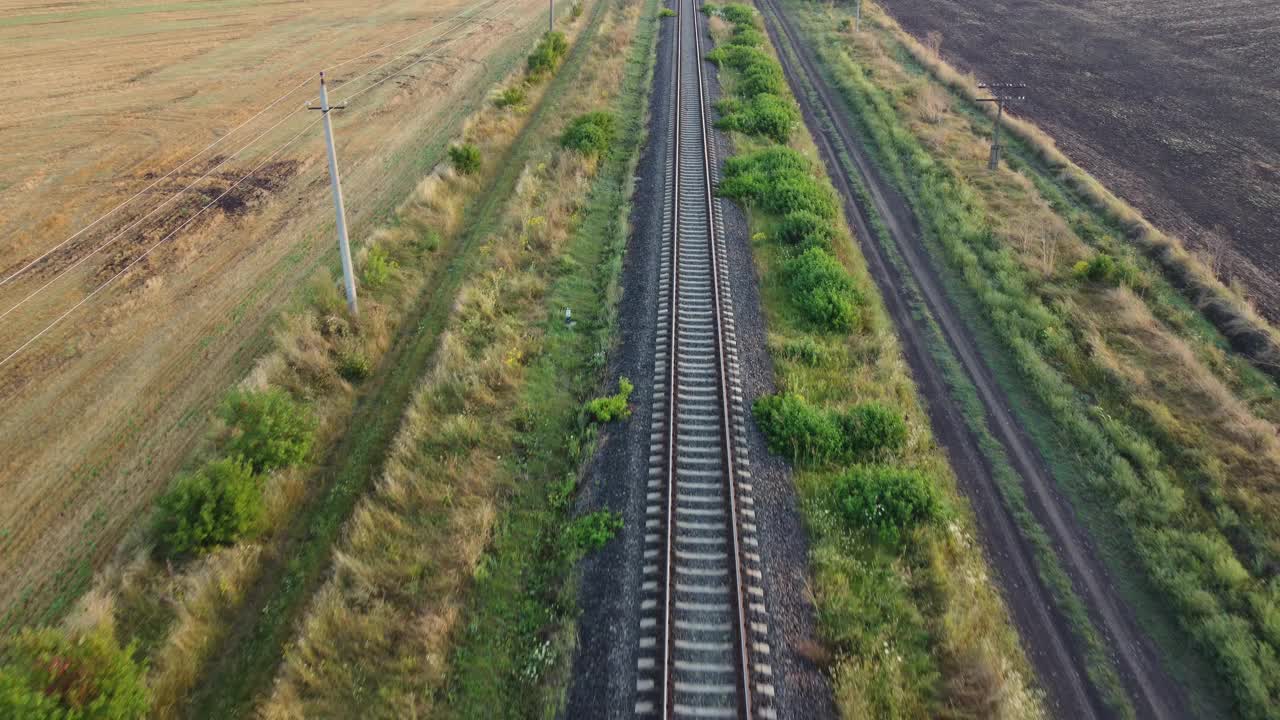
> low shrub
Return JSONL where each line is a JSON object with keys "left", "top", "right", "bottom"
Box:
{"left": 362, "top": 246, "right": 398, "bottom": 289}
{"left": 739, "top": 58, "right": 785, "bottom": 96}
{"left": 718, "top": 2, "right": 756, "bottom": 26}
{"left": 754, "top": 392, "right": 844, "bottom": 463}
{"left": 659, "top": 7, "right": 676, "bottom": 17}
{"left": 1072, "top": 252, "right": 1137, "bottom": 287}
{"left": 720, "top": 147, "right": 838, "bottom": 219}
{"left": 0, "top": 625, "right": 149, "bottom": 718}
{"left": 831, "top": 465, "right": 941, "bottom": 545}
{"left": 494, "top": 86, "right": 527, "bottom": 108}
{"left": 778, "top": 336, "right": 827, "bottom": 366}
{"left": 784, "top": 247, "right": 861, "bottom": 332}
{"left": 567, "top": 511, "right": 623, "bottom": 553}
{"left": 220, "top": 387, "right": 315, "bottom": 473}
{"left": 729, "top": 26, "right": 765, "bottom": 47}
{"left": 839, "top": 402, "right": 907, "bottom": 457}
{"left": 777, "top": 210, "right": 837, "bottom": 250}
{"left": 416, "top": 228, "right": 442, "bottom": 254}
{"left": 570, "top": 2, "right": 583, "bottom": 20}
{"left": 527, "top": 31, "right": 569, "bottom": 79}
{"left": 715, "top": 93, "right": 797, "bottom": 143}
{"left": 336, "top": 345, "right": 371, "bottom": 381}
{"left": 448, "top": 143, "right": 481, "bottom": 175}
{"left": 561, "top": 111, "right": 617, "bottom": 156}
{"left": 587, "top": 376, "right": 634, "bottom": 422}
{"left": 153, "top": 457, "right": 263, "bottom": 557}
{"left": 705, "top": 45, "right": 772, "bottom": 72}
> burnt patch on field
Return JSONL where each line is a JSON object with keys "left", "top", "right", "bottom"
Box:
{"left": 0, "top": 157, "right": 301, "bottom": 293}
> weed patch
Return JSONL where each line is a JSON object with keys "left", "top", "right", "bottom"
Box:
{"left": 153, "top": 458, "right": 262, "bottom": 558}
{"left": 448, "top": 143, "right": 482, "bottom": 175}
{"left": 586, "top": 376, "right": 634, "bottom": 422}
{"left": 561, "top": 111, "right": 617, "bottom": 156}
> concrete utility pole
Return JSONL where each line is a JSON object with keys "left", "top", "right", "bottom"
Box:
{"left": 309, "top": 72, "right": 358, "bottom": 316}
{"left": 976, "top": 82, "right": 1026, "bottom": 170}
{"left": 550, "top": 0, "right": 554, "bottom": 32}
{"left": 855, "top": 0, "right": 861, "bottom": 31}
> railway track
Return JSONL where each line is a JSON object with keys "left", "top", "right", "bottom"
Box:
{"left": 633, "top": 1, "right": 775, "bottom": 718}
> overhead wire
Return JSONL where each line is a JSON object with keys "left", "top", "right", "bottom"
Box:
{"left": 0, "top": 0, "right": 525, "bottom": 369}
{"left": 1, "top": 0, "right": 505, "bottom": 288}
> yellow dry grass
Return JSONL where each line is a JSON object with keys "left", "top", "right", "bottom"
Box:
{"left": 261, "top": 1, "right": 640, "bottom": 714}
{"left": 0, "top": 0, "right": 553, "bottom": 634}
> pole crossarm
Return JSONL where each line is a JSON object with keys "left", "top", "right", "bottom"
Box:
{"left": 976, "top": 81, "right": 1028, "bottom": 170}
{"left": 314, "top": 71, "right": 359, "bottom": 316}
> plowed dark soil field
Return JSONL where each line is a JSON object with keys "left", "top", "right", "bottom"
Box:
{"left": 877, "top": 0, "right": 1280, "bottom": 317}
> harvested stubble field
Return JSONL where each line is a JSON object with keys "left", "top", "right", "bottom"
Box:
{"left": 0, "top": 0, "right": 546, "bottom": 632}
{"left": 876, "top": 0, "right": 1280, "bottom": 318}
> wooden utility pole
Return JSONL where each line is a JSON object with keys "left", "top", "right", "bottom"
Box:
{"left": 309, "top": 72, "right": 358, "bottom": 316}
{"left": 976, "top": 82, "right": 1026, "bottom": 170}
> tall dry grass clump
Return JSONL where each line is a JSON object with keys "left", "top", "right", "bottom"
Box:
{"left": 55, "top": 7, "right": 606, "bottom": 716}
{"left": 261, "top": 0, "right": 638, "bottom": 713}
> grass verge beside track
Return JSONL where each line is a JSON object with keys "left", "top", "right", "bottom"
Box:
{"left": 782, "top": 1, "right": 1280, "bottom": 717}
{"left": 705, "top": 4, "right": 1045, "bottom": 717}
{"left": 257, "top": 0, "right": 659, "bottom": 716}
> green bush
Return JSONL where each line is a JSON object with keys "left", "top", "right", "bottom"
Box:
{"left": 659, "top": 7, "right": 676, "bottom": 17}
{"left": 1072, "top": 252, "right": 1137, "bottom": 286}
{"left": 705, "top": 45, "right": 771, "bottom": 72}
{"left": 0, "top": 626, "right": 149, "bottom": 719}
{"left": 362, "top": 246, "right": 398, "bottom": 289}
{"left": 715, "top": 93, "right": 797, "bottom": 143}
{"left": 839, "top": 402, "right": 907, "bottom": 457}
{"left": 720, "top": 147, "right": 838, "bottom": 219}
{"left": 729, "top": 26, "right": 765, "bottom": 47}
{"left": 494, "top": 86, "right": 526, "bottom": 108}
{"left": 831, "top": 465, "right": 941, "bottom": 545}
{"left": 336, "top": 346, "right": 371, "bottom": 381}
{"left": 785, "top": 247, "right": 861, "bottom": 332}
{"left": 754, "top": 392, "right": 844, "bottom": 463}
{"left": 570, "top": 2, "right": 583, "bottom": 20}
{"left": 719, "top": 3, "right": 756, "bottom": 25}
{"left": 777, "top": 210, "right": 837, "bottom": 250}
{"left": 220, "top": 388, "right": 315, "bottom": 473}
{"left": 527, "top": 31, "right": 569, "bottom": 78}
{"left": 739, "top": 59, "right": 785, "bottom": 96}
{"left": 448, "top": 143, "right": 481, "bottom": 175}
{"left": 561, "top": 111, "right": 617, "bottom": 156}
{"left": 587, "top": 376, "right": 634, "bottom": 422}
{"left": 567, "top": 511, "right": 623, "bottom": 552}
{"left": 153, "top": 457, "right": 262, "bottom": 557}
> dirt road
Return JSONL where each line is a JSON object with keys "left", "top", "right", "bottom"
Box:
{"left": 756, "top": 0, "right": 1192, "bottom": 717}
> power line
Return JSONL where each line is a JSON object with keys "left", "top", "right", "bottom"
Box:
{"left": 0, "top": 104, "right": 308, "bottom": 323}
{"left": 0, "top": 74, "right": 312, "bottom": 288}
{"left": 0, "top": 118, "right": 320, "bottom": 370}
{"left": 1, "top": 1, "right": 503, "bottom": 289}
{"left": 977, "top": 81, "right": 1027, "bottom": 170}
{"left": 0, "top": 0, "right": 508, "bottom": 324}
{"left": 0, "top": 0, "right": 523, "bottom": 369}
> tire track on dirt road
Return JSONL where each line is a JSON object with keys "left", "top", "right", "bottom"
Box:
{"left": 755, "top": 1, "right": 1190, "bottom": 718}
